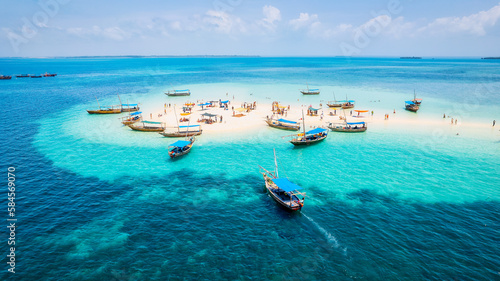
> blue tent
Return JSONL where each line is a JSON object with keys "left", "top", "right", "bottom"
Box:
{"left": 169, "top": 140, "right": 191, "bottom": 148}
{"left": 306, "top": 128, "right": 327, "bottom": 135}
{"left": 278, "top": 119, "right": 298, "bottom": 124}
{"left": 272, "top": 178, "right": 302, "bottom": 192}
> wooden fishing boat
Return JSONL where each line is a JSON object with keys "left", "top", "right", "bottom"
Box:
{"left": 43, "top": 72, "right": 57, "bottom": 77}
{"left": 258, "top": 149, "right": 306, "bottom": 211}
{"left": 327, "top": 92, "right": 343, "bottom": 107}
{"left": 87, "top": 107, "right": 121, "bottom": 114}
{"left": 168, "top": 138, "right": 195, "bottom": 158}
{"left": 405, "top": 101, "right": 419, "bottom": 112}
{"left": 121, "top": 111, "right": 142, "bottom": 125}
{"left": 16, "top": 74, "right": 30, "bottom": 78}
{"left": 160, "top": 125, "right": 202, "bottom": 137}
{"left": 30, "top": 75, "right": 43, "bottom": 78}
{"left": 0, "top": 75, "right": 12, "bottom": 80}
{"left": 165, "top": 89, "right": 191, "bottom": 96}
{"left": 265, "top": 117, "right": 300, "bottom": 131}
{"left": 329, "top": 121, "right": 367, "bottom": 132}
{"left": 341, "top": 100, "right": 355, "bottom": 109}
{"left": 300, "top": 86, "right": 320, "bottom": 95}
{"left": 128, "top": 121, "right": 166, "bottom": 132}
{"left": 289, "top": 111, "right": 328, "bottom": 145}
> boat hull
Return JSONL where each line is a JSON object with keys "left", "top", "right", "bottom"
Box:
{"left": 160, "top": 131, "right": 202, "bottom": 137}
{"left": 165, "top": 93, "right": 190, "bottom": 96}
{"left": 128, "top": 124, "right": 165, "bottom": 132}
{"left": 329, "top": 126, "right": 367, "bottom": 133}
{"left": 405, "top": 105, "right": 419, "bottom": 112}
{"left": 87, "top": 109, "right": 122, "bottom": 114}
{"left": 290, "top": 134, "right": 328, "bottom": 146}
{"left": 265, "top": 120, "right": 300, "bottom": 131}
{"left": 327, "top": 103, "right": 342, "bottom": 108}
{"left": 300, "top": 91, "right": 320, "bottom": 95}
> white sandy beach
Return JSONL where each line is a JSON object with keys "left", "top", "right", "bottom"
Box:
{"left": 136, "top": 97, "right": 499, "bottom": 141}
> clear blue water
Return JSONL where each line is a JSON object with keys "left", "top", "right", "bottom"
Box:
{"left": 1, "top": 57, "right": 499, "bottom": 280}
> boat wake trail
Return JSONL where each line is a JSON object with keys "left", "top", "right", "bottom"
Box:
{"left": 303, "top": 213, "right": 340, "bottom": 249}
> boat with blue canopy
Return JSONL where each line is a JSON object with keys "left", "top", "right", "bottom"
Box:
{"left": 258, "top": 149, "right": 306, "bottom": 211}
{"left": 165, "top": 89, "right": 191, "bottom": 96}
{"left": 265, "top": 117, "right": 300, "bottom": 131}
{"left": 160, "top": 124, "right": 203, "bottom": 137}
{"left": 128, "top": 120, "right": 166, "bottom": 132}
{"left": 300, "top": 84, "right": 320, "bottom": 95}
{"left": 405, "top": 100, "right": 419, "bottom": 112}
{"left": 121, "top": 111, "right": 143, "bottom": 125}
{"left": 328, "top": 121, "right": 367, "bottom": 132}
{"left": 289, "top": 111, "right": 328, "bottom": 145}
{"left": 168, "top": 138, "right": 194, "bottom": 158}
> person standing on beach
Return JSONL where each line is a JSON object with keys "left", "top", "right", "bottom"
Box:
{"left": 455, "top": 119, "right": 457, "bottom": 125}
{"left": 451, "top": 118, "right": 454, "bottom": 124}
{"left": 493, "top": 120, "right": 496, "bottom": 126}
{"left": 443, "top": 114, "right": 446, "bottom": 118}
{"left": 393, "top": 109, "right": 396, "bottom": 114}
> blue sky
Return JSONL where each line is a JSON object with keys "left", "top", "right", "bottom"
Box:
{"left": 1, "top": 0, "right": 500, "bottom": 57}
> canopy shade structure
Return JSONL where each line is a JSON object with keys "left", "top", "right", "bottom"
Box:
{"left": 174, "top": 90, "right": 190, "bottom": 92}
{"left": 306, "top": 128, "right": 327, "bottom": 135}
{"left": 235, "top": 108, "right": 247, "bottom": 112}
{"left": 142, "top": 121, "right": 164, "bottom": 124}
{"left": 338, "top": 100, "right": 355, "bottom": 103}
{"left": 198, "top": 102, "right": 211, "bottom": 106}
{"left": 413, "top": 98, "right": 423, "bottom": 101}
{"left": 180, "top": 113, "right": 191, "bottom": 116}
{"left": 346, "top": 122, "right": 366, "bottom": 125}
{"left": 122, "top": 104, "right": 138, "bottom": 106}
{"left": 277, "top": 119, "right": 298, "bottom": 124}
{"left": 220, "top": 100, "right": 229, "bottom": 104}
{"left": 169, "top": 140, "right": 191, "bottom": 148}
{"left": 405, "top": 101, "right": 415, "bottom": 105}
{"left": 354, "top": 110, "right": 369, "bottom": 113}
{"left": 271, "top": 178, "right": 303, "bottom": 193}
{"left": 179, "top": 125, "right": 200, "bottom": 128}
{"left": 201, "top": 113, "right": 218, "bottom": 117}
{"left": 130, "top": 111, "right": 142, "bottom": 116}
{"left": 309, "top": 108, "right": 319, "bottom": 111}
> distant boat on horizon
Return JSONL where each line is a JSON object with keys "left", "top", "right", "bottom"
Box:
{"left": 400, "top": 57, "right": 422, "bottom": 59}
{"left": 0, "top": 75, "right": 12, "bottom": 80}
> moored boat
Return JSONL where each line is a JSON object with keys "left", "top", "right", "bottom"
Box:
{"left": 289, "top": 110, "right": 328, "bottom": 145}
{"left": 160, "top": 125, "right": 203, "bottom": 137}
{"left": 341, "top": 100, "right": 355, "bottom": 109}
{"left": 128, "top": 121, "right": 166, "bottom": 132}
{"left": 43, "top": 72, "right": 57, "bottom": 77}
{"left": 327, "top": 92, "right": 343, "bottom": 107}
{"left": 87, "top": 106, "right": 121, "bottom": 114}
{"left": 121, "top": 111, "right": 142, "bottom": 125}
{"left": 0, "top": 75, "right": 12, "bottom": 80}
{"left": 168, "top": 138, "right": 195, "bottom": 158}
{"left": 165, "top": 89, "right": 191, "bottom": 96}
{"left": 16, "top": 74, "right": 30, "bottom": 78}
{"left": 328, "top": 121, "right": 367, "bottom": 132}
{"left": 265, "top": 117, "right": 300, "bottom": 131}
{"left": 405, "top": 101, "right": 419, "bottom": 112}
{"left": 258, "top": 149, "right": 306, "bottom": 211}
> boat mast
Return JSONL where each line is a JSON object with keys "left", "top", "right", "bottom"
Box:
{"left": 302, "top": 109, "right": 306, "bottom": 136}
{"left": 333, "top": 91, "right": 336, "bottom": 103}
{"left": 173, "top": 106, "right": 180, "bottom": 133}
{"left": 117, "top": 94, "right": 122, "bottom": 111}
{"left": 94, "top": 96, "right": 101, "bottom": 110}
{"left": 273, "top": 148, "right": 279, "bottom": 178}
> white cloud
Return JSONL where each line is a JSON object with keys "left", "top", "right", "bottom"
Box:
{"left": 203, "top": 10, "right": 245, "bottom": 33}
{"left": 289, "top": 13, "right": 319, "bottom": 30}
{"left": 258, "top": 5, "right": 281, "bottom": 31}
{"left": 419, "top": 3, "right": 500, "bottom": 36}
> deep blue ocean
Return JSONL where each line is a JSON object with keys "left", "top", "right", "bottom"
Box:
{"left": 0, "top": 57, "right": 499, "bottom": 280}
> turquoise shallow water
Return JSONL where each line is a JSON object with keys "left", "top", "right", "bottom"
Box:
{"left": 1, "top": 57, "right": 499, "bottom": 280}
